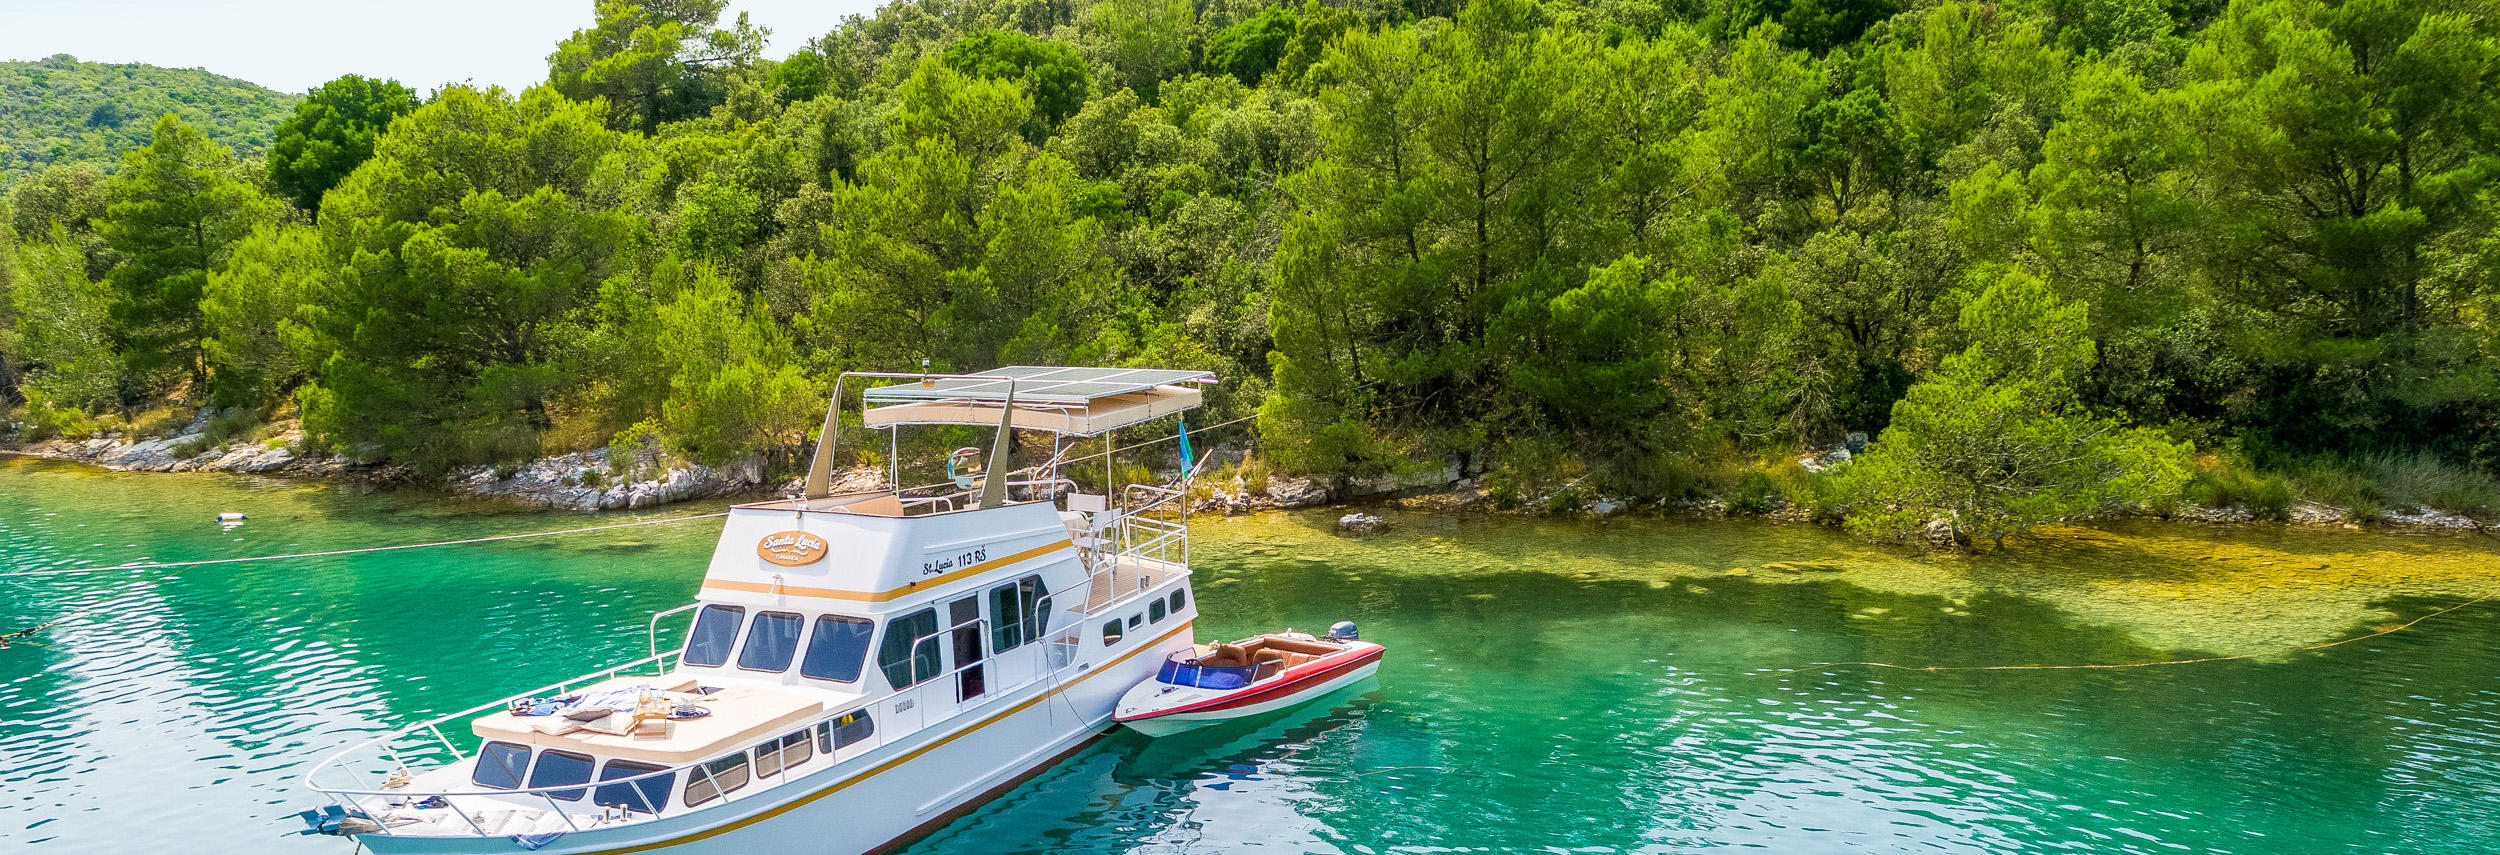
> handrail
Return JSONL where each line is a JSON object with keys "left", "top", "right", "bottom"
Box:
{"left": 648, "top": 604, "right": 698, "bottom": 661}
{"left": 304, "top": 649, "right": 684, "bottom": 796}
{"left": 304, "top": 689, "right": 892, "bottom": 804}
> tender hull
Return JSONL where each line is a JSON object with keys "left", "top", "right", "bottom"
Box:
{"left": 1114, "top": 642, "right": 1384, "bottom": 737}
{"left": 363, "top": 623, "right": 1192, "bottom": 855}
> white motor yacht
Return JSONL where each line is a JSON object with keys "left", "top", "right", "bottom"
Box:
{"left": 298, "top": 366, "right": 1214, "bottom": 854}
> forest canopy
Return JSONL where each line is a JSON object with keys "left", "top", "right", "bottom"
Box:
{"left": 3, "top": 0, "right": 2497, "bottom": 538}
{"left": 0, "top": 55, "right": 295, "bottom": 180}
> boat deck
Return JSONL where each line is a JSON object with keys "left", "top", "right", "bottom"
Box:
{"left": 1078, "top": 554, "right": 1186, "bottom": 615}
{"left": 469, "top": 677, "right": 829, "bottom": 765}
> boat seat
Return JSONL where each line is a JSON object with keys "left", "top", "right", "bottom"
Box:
{"left": 1252, "top": 651, "right": 1287, "bottom": 681}
{"left": 1200, "top": 643, "right": 1250, "bottom": 668}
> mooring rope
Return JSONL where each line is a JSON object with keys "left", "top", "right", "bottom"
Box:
{"left": 0, "top": 511, "right": 734, "bottom": 647}
{"left": 0, "top": 512, "right": 733, "bottom": 580}
{"left": 1770, "top": 589, "right": 2500, "bottom": 675}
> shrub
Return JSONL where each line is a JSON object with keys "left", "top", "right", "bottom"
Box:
{"left": 2285, "top": 459, "right": 2379, "bottom": 517}
{"left": 1486, "top": 437, "right": 1583, "bottom": 511}
{"left": 2360, "top": 452, "right": 2499, "bottom": 516}
{"left": 204, "top": 408, "right": 258, "bottom": 444}
{"left": 2188, "top": 467, "right": 2294, "bottom": 520}
{"left": 19, "top": 395, "right": 99, "bottom": 440}
{"left": 1727, "top": 470, "right": 1781, "bottom": 515}
{"left": 126, "top": 405, "right": 191, "bottom": 438}
{"left": 1236, "top": 455, "right": 1272, "bottom": 497}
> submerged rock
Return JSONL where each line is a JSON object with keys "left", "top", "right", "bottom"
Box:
{"left": 1923, "top": 519, "right": 1969, "bottom": 548}
{"left": 1265, "top": 475, "right": 1329, "bottom": 508}
{"left": 1338, "top": 512, "right": 1390, "bottom": 535}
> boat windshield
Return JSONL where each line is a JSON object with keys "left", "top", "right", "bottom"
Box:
{"left": 1156, "top": 656, "right": 1256, "bottom": 690}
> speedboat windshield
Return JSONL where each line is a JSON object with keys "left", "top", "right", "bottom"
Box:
{"left": 1156, "top": 654, "right": 1256, "bottom": 689}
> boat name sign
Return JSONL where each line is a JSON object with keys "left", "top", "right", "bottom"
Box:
{"left": 757, "top": 530, "right": 829, "bottom": 566}
{"left": 924, "top": 546, "right": 989, "bottom": 576}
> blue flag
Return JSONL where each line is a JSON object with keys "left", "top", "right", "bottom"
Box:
{"left": 1177, "top": 415, "right": 1194, "bottom": 473}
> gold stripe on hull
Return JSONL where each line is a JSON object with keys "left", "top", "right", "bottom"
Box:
{"left": 700, "top": 539, "right": 1075, "bottom": 603}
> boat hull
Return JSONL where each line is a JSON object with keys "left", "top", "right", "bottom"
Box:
{"left": 360, "top": 623, "right": 1192, "bottom": 855}
{"left": 1114, "top": 642, "right": 1384, "bottom": 737}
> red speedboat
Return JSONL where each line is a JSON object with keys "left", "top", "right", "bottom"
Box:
{"left": 1113, "top": 624, "right": 1383, "bottom": 736}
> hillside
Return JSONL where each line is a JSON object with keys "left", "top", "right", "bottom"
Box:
{"left": 0, "top": 54, "right": 294, "bottom": 181}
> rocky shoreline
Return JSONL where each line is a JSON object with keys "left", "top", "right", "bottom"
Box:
{"left": 5, "top": 417, "right": 2487, "bottom": 536}
{"left": 1196, "top": 465, "right": 2487, "bottom": 539}
{"left": 0, "top": 412, "right": 846, "bottom": 511}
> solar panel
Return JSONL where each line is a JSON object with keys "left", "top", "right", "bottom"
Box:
{"left": 861, "top": 366, "right": 1215, "bottom": 405}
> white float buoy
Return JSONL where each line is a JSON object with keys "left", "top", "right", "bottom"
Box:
{"left": 217, "top": 512, "right": 247, "bottom": 523}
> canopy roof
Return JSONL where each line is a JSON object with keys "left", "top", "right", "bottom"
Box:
{"left": 859, "top": 366, "right": 1214, "bottom": 436}
{"left": 862, "top": 366, "right": 1215, "bottom": 405}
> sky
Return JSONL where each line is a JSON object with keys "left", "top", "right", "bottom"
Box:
{"left": 0, "top": 0, "right": 887, "bottom": 94}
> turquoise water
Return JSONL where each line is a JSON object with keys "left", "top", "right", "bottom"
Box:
{"left": 6, "top": 456, "right": 2500, "bottom": 853}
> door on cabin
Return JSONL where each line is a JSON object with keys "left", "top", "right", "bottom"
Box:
{"left": 950, "top": 596, "right": 986, "bottom": 702}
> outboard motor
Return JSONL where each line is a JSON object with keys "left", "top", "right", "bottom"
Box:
{"left": 1326, "top": 620, "right": 1359, "bottom": 642}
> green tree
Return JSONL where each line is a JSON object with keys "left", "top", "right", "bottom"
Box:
{"left": 2024, "top": 60, "right": 2229, "bottom": 424}
{"left": 1780, "top": 0, "right": 1901, "bottom": 54}
{"left": 1263, "top": 0, "right": 1604, "bottom": 474}
{"left": 202, "top": 223, "right": 324, "bottom": 406}
{"left": 548, "top": 0, "right": 767, "bottom": 132}
{"left": 4, "top": 163, "right": 115, "bottom": 282}
{"left": 1084, "top": 0, "right": 1198, "bottom": 102}
{"left": 1834, "top": 269, "right": 2192, "bottom": 547}
{"left": 297, "top": 87, "right": 641, "bottom": 470}
{"left": 9, "top": 225, "right": 120, "bottom": 414}
{"left": 98, "top": 114, "right": 280, "bottom": 396}
{"left": 771, "top": 49, "right": 831, "bottom": 102}
{"left": 943, "top": 30, "right": 1093, "bottom": 136}
{"left": 267, "top": 75, "right": 422, "bottom": 216}
{"left": 2181, "top": 0, "right": 2500, "bottom": 452}
{"left": 1274, "top": 2, "right": 1361, "bottom": 86}
{"left": 648, "top": 261, "right": 818, "bottom": 463}
{"left": 1206, "top": 5, "right": 1299, "bottom": 85}
{"left": 790, "top": 60, "right": 1114, "bottom": 371}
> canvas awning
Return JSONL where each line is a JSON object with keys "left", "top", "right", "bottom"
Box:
{"left": 859, "top": 366, "right": 1213, "bottom": 436}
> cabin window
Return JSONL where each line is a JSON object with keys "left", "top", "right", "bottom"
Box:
{"left": 594, "top": 760, "right": 672, "bottom": 815}
{"left": 684, "top": 754, "right": 750, "bottom": 807}
{"left": 989, "top": 574, "right": 1048, "bottom": 653}
{"left": 1102, "top": 619, "right": 1123, "bottom": 645}
{"left": 683, "top": 604, "right": 746, "bottom": 668}
{"left": 816, "top": 710, "right": 876, "bottom": 755}
{"left": 1168, "top": 590, "right": 1186, "bottom": 614}
{"left": 528, "top": 749, "right": 595, "bottom": 801}
{"left": 752, "top": 728, "right": 811, "bottom": 778}
{"left": 800, "top": 615, "right": 874, "bottom": 682}
{"left": 471, "top": 741, "right": 531, "bottom": 790}
{"left": 1128, "top": 613, "right": 1143, "bottom": 629}
{"left": 738, "top": 611, "right": 805, "bottom": 672}
{"left": 782, "top": 728, "right": 815, "bottom": 768}
{"left": 876, "top": 608, "right": 943, "bottom": 689}
{"left": 1149, "top": 598, "right": 1168, "bottom": 623}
